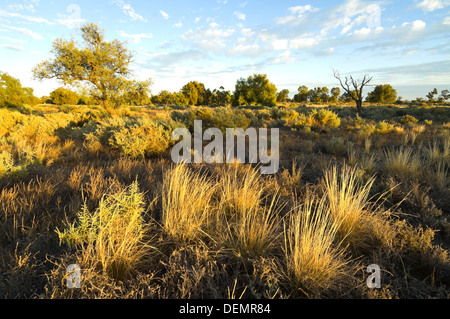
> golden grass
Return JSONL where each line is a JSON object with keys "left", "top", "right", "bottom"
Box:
{"left": 161, "top": 163, "right": 216, "bottom": 243}
{"left": 280, "top": 194, "right": 347, "bottom": 296}
{"left": 323, "top": 164, "right": 375, "bottom": 250}
{"left": 383, "top": 147, "right": 421, "bottom": 180}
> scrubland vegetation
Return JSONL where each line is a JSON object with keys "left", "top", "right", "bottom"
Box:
{"left": 1, "top": 99, "right": 449, "bottom": 299}
{"left": 1, "top": 22, "right": 449, "bottom": 299}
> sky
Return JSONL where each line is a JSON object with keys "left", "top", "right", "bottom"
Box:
{"left": 0, "top": 0, "right": 449, "bottom": 100}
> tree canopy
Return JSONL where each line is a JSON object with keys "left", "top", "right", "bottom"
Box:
{"left": 0, "top": 72, "right": 38, "bottom": 108}
{"left": 366, "top": 84, "right": 397, "bottom": 103}
{"left": 233, "top": 73, "right": 277, "bottom": 107}
{"left": 33, "top": 23, "right": 150, "bottom": 108}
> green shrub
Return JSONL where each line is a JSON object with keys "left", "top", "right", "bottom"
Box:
{"left": 50, "top": 88, "right": 79, "bottom": 106}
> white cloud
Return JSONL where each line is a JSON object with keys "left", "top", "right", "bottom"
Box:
{"left": 160, "top": 10, "right": 169, "bottom": 19}
{"left": 275, "top": 4, "right": 318, "bottom": 25}
{"left": 288, "top": 5, "right": 318, "bottom": 14}
{"left": 233, "top": 11, "right": 246, "bottom": 21}
{"left": 402, "top": 20, "right": 427, "bottom": 31}
{"left": 113, "top": 0, "right": 147, "bottom": 22}
{"left": 0, "top": 9, "right": 53, "bottom": 24}
{"left": 182, "top": 24, "right": 235, "bottom": 52}
{"left": 119, "top": 31, "right": 152, "bottom": 44}
{"left": 3, "top": 25, "right": 42, "bottom": 40}
{"left": 272, "top": 50, "right": 296, "bottom": 64}
{"left": 416, "top": 0, "right": 449, "bottom": 12}
{"left": 271, "top": 39, "right": 288, "bottom": 50}
{"left": 173, "top": 22, "right": 183, "bottom": 28}
{"left": 0, "top": 43, "right": 24, "bottom": 51}
{"left": 444, "top": 17, "right": 450, "bottom": 24}
{"left": 289, "top": 36, "right": 320, "bottom": 49}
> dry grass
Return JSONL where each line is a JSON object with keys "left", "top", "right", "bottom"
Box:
{"left": 161, "top": 163, "right": 216, "bottom": 243}
{"left": 383, "top": 147, "right": 421, "bottom": 180}
{"left": 279, "top": 194, "right": 348, "bottom": 297}
{"left": 323, "top": 164, "right": 376, "bottom": 250}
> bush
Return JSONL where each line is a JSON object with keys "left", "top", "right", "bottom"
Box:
{"left": 50, "top": 88, "right": 79, "bottom": 106}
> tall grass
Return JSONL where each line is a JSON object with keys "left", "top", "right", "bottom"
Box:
{"left": 161, "top": 163, "right": 216, "bottom": 243}
{"left": 217, "top": 165, "right": 282, "bottom": 259}
{"left": 323, "top": 164, "right": 375, "bottom": 250}
{"left": 383, "top": 147, "right": 421, "bottom": 180}
{"left": 280, "top": 195, "right": 347, "bottom": 296}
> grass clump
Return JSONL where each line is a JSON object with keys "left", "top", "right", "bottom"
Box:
{"left": 161, "top": 163, "right": 216, "bottom": 243}
{"left": 279, "top": 195, "right": 347, "bottom": 297}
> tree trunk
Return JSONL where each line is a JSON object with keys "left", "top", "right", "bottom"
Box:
{"left": 355, "top": 99, "right": 363, "bottom": 114}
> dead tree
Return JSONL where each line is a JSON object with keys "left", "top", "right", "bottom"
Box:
{"left": 333, "top": 69, "right": 373, "bottom": 114}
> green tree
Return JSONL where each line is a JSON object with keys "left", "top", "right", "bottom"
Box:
{"left": 50, "top": 87, "right": 79, "bottom": 105}
{"left": 440, "top": 89, "right": 450, "bottom": 102}
{"left": 426, "top": 88, "right": 438, "bottom": 102}
{"left": 33, "top": 23, "right": 136, "bottom": 108}
{"left": 0, "top": 72, "right": 38, "bottom": 107}
{"left": 366, "top": 84, "right": 397, "bottom": 103}
{"left": 181, "top": 81, "right": 206, "bottom": 106}
{"left": 212, "top": 86, "right": 231, "bottom": 106}
{"left": 276, "top": 89, "right": 290, "bottom": 102}
{"left": 293, "top": 85, "right": 308, "bottom": 103}
{"left": 330, "top": 87, "right": 340, "bottom": 104}
{"left": 232, "top": 74, "right": 277, "bottom": 107}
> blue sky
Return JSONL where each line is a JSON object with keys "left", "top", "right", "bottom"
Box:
{"left": 0, "top": 0, "right": 449, "bottom": 99}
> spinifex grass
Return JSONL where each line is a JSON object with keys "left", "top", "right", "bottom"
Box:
{"left": 323, "top": 164, "right": 375, "bottom": 250}
{"left": 280, "top": 195, "right": 347, "bottom": 296}
{"left": 161, "top": 163, "right": 216, "bottom": 243}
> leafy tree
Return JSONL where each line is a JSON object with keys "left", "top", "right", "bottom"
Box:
{"left": 276, "top": 89, "right": 290, "bottom": 102}
{"left": 308, "top": 87, "right": 329, "bottom": 103}
{"left": 181, "top": 81, "right": 206, "bottom": 106}
{"left": 233, "top": 74, "right": 277, "bottom": 107}
{"left": 440, "top": 89, "right": 449, "bottom": 102}
{"left": 426, "top": 88, "right": 438, "bottom": 102}
{"left": 333, "top": 69, "right": 373, "bottom": 113}
{"left": 293, "top": 85, "right": 308, "bottom": 103}
{"left": 0, "top": 72, "right": 38, "bottom": 107}
{"left": 50, "top": 87, "right": 79, "bottom": 105}
{"left": 121, "top": 79, "right": 152, "bottom": 106}
{"left": 33, "top": 23, "right": 137, "bottom": 108}
{"left": 366, "top": 84, "right": 397, "bottom": 104}
{"left": 330, "top": 87, "right": 340, "bottom": 103}
{"left": 212, "top": 86, "right": 231, "bottom": 106}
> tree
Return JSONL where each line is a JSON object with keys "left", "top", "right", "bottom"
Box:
{"left": 440, "top": 89, "right": 450, "bottom": 102}
{"left": 276, "top": 89, "right": 290, "bottom": 103}
{"left": 121, "top": 79, "right": 152, "bottom": 106}
{"left": 212, "top": 86, "right": 231, "bottom": 106}
{"left": 33, "top": 23, "right": 136, "bottom": 108}
{"left": 50, "top": 88, "right": 79, "bottom": 105}
{"left": 0, "top": 72, "right": 38, "bottom": 107}
{"left": 330, "top": 87, "right": 340, "bottom": 104}
{"left": 426, "top": 88, "right": 438, "bottom": 102}
{"left": 293, "top": 85, "right": 308, "bottom": 103}
{"left": 181, "top": 81, "right": 206, "bottom": 106}
{"left": 333, "top": 69, "right": 373, "bottom": 113}
{"left": 308, "top": 87, "right": 329, "bottom": 103}
{"left": 232, "top": 74, "right": 277, "bottom": 107}
{"left": 366, "top": 84, "right": 397, "bottom": 104}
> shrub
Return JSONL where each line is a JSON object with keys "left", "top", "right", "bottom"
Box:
{"left": 50, "top": 88, "right": 79, "bottom": 106}
{"left": 399, "top": 115, "right": 419, "bottom": 126}
{"left": 56, "top": 181, "right": 150, "bottom": 281}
